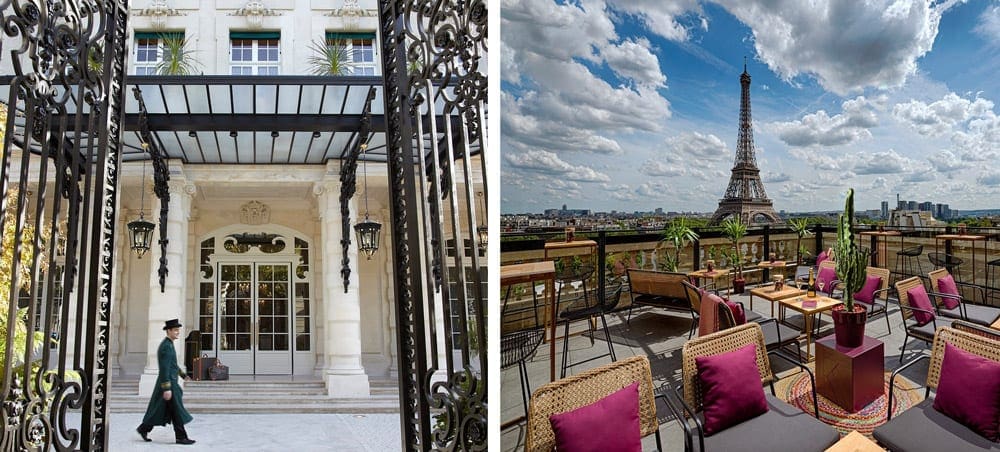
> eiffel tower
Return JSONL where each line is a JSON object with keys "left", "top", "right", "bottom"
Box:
{"left": 709, "top": 62, "right": 781, "bottom": 225}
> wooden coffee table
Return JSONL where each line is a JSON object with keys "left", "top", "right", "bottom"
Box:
{"left": 779, "top": 295, "right": 842, "bottom": 361}
{"left": 825, "top": 430, "right": 884, "bottom": 451}
{"left": 749, "top": 286, "right": 806, "bottom": 317}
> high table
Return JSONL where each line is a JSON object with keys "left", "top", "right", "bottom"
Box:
{"left": 934, "top": 234, "right": 985, "bottom": 285}
{"left": 859, "top": 230, "right": 900, "bottom": 268}
{"left": 779, "top": 295, "right": 842, "bottom": 361}
{"left": 749, "top": 285, "right": 806, "bottom": 317}
{"left": 501, "top": 261, "right": 558, "bottom": 382}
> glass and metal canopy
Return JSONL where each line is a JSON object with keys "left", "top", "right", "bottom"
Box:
{"left": 0, "top": 74, "right": 476, "bottom": 165}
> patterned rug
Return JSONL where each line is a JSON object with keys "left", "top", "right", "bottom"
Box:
{"left": 774, "top": 369, "right": 925, "bottom": 436}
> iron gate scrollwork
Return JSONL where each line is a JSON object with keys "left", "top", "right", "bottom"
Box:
{"left": 1, "top": 1, "right": 129, "bottom": 450}
{"left": 378, "top": 0, "right": 488, "bottom": 450}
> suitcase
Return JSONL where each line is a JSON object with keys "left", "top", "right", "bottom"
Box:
{"left": 192, "top": 354, "right": 217, "bottom": 381}
{"left": 208, "top": 360, "right": 230, "bottom": 381}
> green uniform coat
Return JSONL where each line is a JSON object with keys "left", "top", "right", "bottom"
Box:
{"left": 141, "top": 337, "right": 193, "bottom": 426}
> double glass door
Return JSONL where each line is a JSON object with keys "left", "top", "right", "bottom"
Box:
{"left": 216, "top": 262, "right": 292, "bottom": 374}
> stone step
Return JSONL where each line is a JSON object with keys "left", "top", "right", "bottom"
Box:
{"left": 110, "top": 399, "right": 400, "bottom": 414}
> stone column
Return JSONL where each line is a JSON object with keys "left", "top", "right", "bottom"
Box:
{"left": 110, "top": 212, "right": 129, "bottom": 377}
{"left": 314, "top": 180, "right": 370, "bottom": 397}
{"left": 138, "top": 173, "right": 196, "bottom": 396}
{"left": 381, "top": 208, "right": 398, "bottom": 378}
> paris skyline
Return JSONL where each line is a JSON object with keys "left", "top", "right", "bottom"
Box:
{"left": 500, "top": 0, "right": 1000, "bottom": 214}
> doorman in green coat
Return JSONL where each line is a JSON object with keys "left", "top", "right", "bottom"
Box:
{"left": 136, "top": 319, "right": 196, "bottom": 445}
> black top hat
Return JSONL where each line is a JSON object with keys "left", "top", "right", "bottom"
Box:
{"left": 163, "top": 319, "right": 182, "bottom": 330}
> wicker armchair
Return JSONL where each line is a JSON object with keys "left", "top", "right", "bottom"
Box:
{"left": 664, "top": 323, "right": 839, "bottom": 452}
{"left": 876, "top": 326, "right": 1000, "bottom": 450}
{"left": 894, "top": 277, "right": 941, "bottom": 364}
{"left": 927, "top": 268, "right": 999, "bottom": 327}
{"left": 950, "top": 319, "right": 1000, "bottom": 342}
{"left": 525, "top": 355, "right": 664, "bottom": 451}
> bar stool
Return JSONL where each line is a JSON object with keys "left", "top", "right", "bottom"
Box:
{"left": 987, "top": 258, "right": 1000, "bottom": 305}
{"left": 895, "top": 245, "right": 923, "bottom": 279}
{"left": 560, "top": 282, "right": 623, "bottom": 378}
{"left": 501, "top": 282, "right": 544, "bottom": 424}
{"left": 927, "top": 252, "right": 964, "bottom": 282}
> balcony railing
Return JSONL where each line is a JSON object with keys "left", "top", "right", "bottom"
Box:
{"left": 500, "top": 224, "right": 1000, "bottom": 333}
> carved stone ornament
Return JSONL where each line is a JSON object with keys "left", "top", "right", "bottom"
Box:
{"left": 327, "top": 0, "right": 377, "bottom": 29}
{"left": 134, "top": 0, "right": 185, "bottom": 30}
{"left": 231, "top": 1, "right": 282, "bottom": 29}
{"left": 240, "top": 200, "right": 271, "bottom": 225}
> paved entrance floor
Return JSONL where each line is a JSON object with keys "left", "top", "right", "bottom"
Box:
{"left": 99, "top": 412, "right": 400, "bottom": 451}
{"left": 501, "top": 288, "right": 935, "bottom": 451}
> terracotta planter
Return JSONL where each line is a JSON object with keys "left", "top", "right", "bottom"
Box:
{"left": 732, "top": 277, "right": 746, "bottom": 294}
{"left": 832, "top": 304, "right": 868, "bottom": 348}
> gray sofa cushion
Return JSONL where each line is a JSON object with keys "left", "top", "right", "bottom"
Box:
{"left": 873, "top": 399, "right": 1000, "bottom": 451}
{"left": 939, "top": 304, "right": 1000, "bottom": 326}
{"left": 694, "top": 393, "right": 839, "bottom": 452}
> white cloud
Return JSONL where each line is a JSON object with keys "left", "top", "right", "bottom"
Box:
{"left": 788, "top": 148, "right": 843, "bottom": 171}
{"left": 601, "top": 38, "right": 667, "bottom": 88}
{"left": 504, "top": 150, "right": 612, "bottom": 182}
{"left": 763, "top": 171, "right": 791, "bottom": 183}
{"left": 636, "top": 181, "right": 673, "bottom": 198}
{"left": 978, "top": 170, "right": 1000, "bottom": 186}
{"left": 666, "top": 131, "right": 730, "bottom": 161}
{"left": 892, "top": 93, "right": 994, "bottom": 137}
{"left": 714, "top": 0, "right": 958, "bottom": 94}
{"left": 927, "top": 150, "right": 970, "bottom": 173}
{"left": 641, "top": 160, "right": 686, "bottom": 177}
{"left": 771, "top": 96, "right": 880, "bottom": 147}
{"left": 870, "top": 177, "right": 889, "bottom": 190}
{"left": 853, "top": 149, "right": 913, "bottom": 175}
{"left": 974, "top": 4, "right": 1000, "bottom": 47}
{"left": 606, "top": 0, "right": 703, "bottom": 42}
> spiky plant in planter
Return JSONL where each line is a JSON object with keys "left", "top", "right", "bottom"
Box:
{"left": 721, "top": 217, "right": 748, "bottom": 293}
{"left": 832, "top": 188, "right": 872, "bottom": 347}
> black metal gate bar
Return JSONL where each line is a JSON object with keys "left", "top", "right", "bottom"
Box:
{"left": 0, "top": 1, "right": 129, "bottom": 450}
{"left": 377, "top": 0, "right": 487, "bottom": 450}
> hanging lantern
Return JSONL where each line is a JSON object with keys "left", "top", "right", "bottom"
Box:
{"left": 476, "top": 191, "right": 487, "bottom": 247}
{"left": 354, "top": 215, "right": 381, "bottom": 259}
{"left": 128, "top": 143, "right": 155, "bottom": 258}
{"left": 354, "top": 143, "right": 381, "bottom": 259}
{"left": 127, "top": 215, "right": 156, "bottom": 258}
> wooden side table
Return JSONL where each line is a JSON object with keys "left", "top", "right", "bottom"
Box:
{"left": 825, "top": 431, "right": 885, "bottom": 452}
{"left": 816, "top": 335, "right": 884, "bottom": 412}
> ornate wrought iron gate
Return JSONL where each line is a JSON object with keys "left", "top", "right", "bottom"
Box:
{"left": 377, "top": 1, "right": 488, "bottom": 450}
{"left": 1, "top": 1, "right": 129, "bottom": 450}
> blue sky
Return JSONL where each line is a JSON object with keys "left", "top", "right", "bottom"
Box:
{"left": 500, "top": 0, "right": 1000, "bottom": 214}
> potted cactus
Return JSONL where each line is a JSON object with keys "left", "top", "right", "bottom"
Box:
{"left": 832, "top": 188, "right": 872, "bottom": 347}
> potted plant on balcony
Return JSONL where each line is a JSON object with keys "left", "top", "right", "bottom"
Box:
{"left": 658, "top": 218, "right": 699, "bottom": 272}
{"left": 156, "top": 34, "right": 200, "bottom": 75}
{"left": 307, "top": 38, "right": 355, "bottom": 75}
{"left": 789, "top": 218, "right": 813, "bottom": 264}
{"left": 832, "top": 188, "right": 872, "bottom": 347}
{"left": 721, "top": 217, "right": 748, "bottom": 293}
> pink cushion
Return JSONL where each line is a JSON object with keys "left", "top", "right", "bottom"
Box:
{"left": 937, "top": 275, "right": 961, "bottom": 310}
{"left": 696, "top": 343, "right": 768, "bottom": 435}
{"left": 853, "top": 275, "right": 881, "bottom": 304}
{"left": 550, "top": 382, "right": 642, "bottom": 452}
{"left": 933, "top": 343, "right": 1000, "bottom": 441}
{"left": 906, "top": 285, "right": 936, "bottom": 326}
{"left": 816, "top": 251, "right": 829, "bottom": 266}
{"left": 817, "top": 266, "right": 836, "bottom": 293}
{"left": 707, "top": 293, "right": 746, "bottom": 325}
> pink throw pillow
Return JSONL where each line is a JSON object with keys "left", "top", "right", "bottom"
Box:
{"left": 936, "top": 275, "right": 961, "bottom": 310}
{"left": 853, "top": 275, "right": 881, "bottom": 304}
{"left": 550, "top": 382, "right": 642, "bottom": 452}
{"left": 817, "top": 267, "right": 837, "bottom": 293}
{"left": 707, "top": 293, "right": 746, "bottom": 325}
{"left": 933, "top": 343, "right": 1000, "bottom": 441}
{"left": 816, "top": 250, "right": 829, "bottom": 266}
{"left": 696, "top": 343, "right": 768, "bottom": 435}
{"left": 906, "top": 285, "right": 936, "bottom": 326}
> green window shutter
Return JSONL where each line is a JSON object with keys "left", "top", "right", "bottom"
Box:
{"left": 135, "top": 31, "right": 184, "bottom": 40}
{"left": 230, "top": 31, "right": 281, "bottom": 40}
{"left": 325, "top": 32, "right": 376, "bottom": 41}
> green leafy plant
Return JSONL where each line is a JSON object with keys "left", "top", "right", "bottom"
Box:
{"left": 834, "top": 189, "right": 872, "bottom": 312}
{"left": 720, "top": 217, "right": 748, "bottom": 276}
{"left": 308, "top": 39, "right": 355, "bottom": 75}
{"left": 658, "top": 218, "right": 699, "bottom": 272}
{"left": 156, "top": 34, "right": 200, "bottom": 75}
{"left": 789, "top": 218, "right": 813, "bottom": 263}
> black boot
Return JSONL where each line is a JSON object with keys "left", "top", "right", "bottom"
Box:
{"left": 136, "top": 426, "right": 151, "bottom": 442}
{"left": 176, "top": 438, "right": 196, "bottom": 445}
